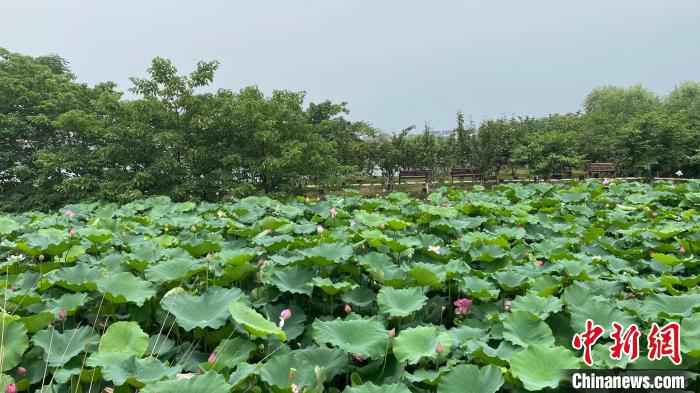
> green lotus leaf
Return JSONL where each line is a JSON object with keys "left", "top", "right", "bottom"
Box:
{"left": 0, "top": 217, "right": 20, "bottom": 235}
{"left": 502, "top": 311, "right": 555, "bottom": 348}
{"left": 311, "top": 277, "right": 358, "bottom": 295}
{"left": 312, "top": 318, "right": 388, "bottom": 358}
{"left": 17, "top": 228, "right": 71, "bottom": 256}
{"left": 210, "top": 337, "right": 256, "bottom": 370}
{"left": 78, "top": 227, "right": 112, "bottom": 243}
{"left": 0, "top": 315, "right": 29, "bottom": 371}
{"left": 569, "top": 300, "right": 636, "bottom": 331}
{"left": 229, "top": 301, "right": 286, "bottom": 341}
{"left": 510, "top": 293, "right": 563, "bottom": 319}
{"left": 393, "top": 325, "right": 453, "bottom": 364}
{"left": 32, "top": 326, "right": 98, "bottom": 367}
{"left": 161, "top": 286, "right": 244, "bottom": 331}
{"left": 344, "top": 382, "right": 412, "bottom": 393}
{"left": 437, "top": 364, "right": 504, "bottom": 393}
{"left": 87, "top": 352, "right": 180, "bottom": 386}
{"left": 470, "top": 244, "right": 507, "bottom": 262}
{"left": 263, "top": 267, "right": 314, "bottom": 296}
{"left": 229, "top": 363, "right": 258, "bottom": 387}
{"left": 681, "top": 316, "right": 700, "bottom": 357}
{"left": 509, "top": 345, "right": 580, "bottom": 391}
{"left": 218, "top": 247, "right": 258, "bottom": 266}
{"left": 19, "top": 311, "right": 55, "bottom": 333}
{"left": 99, "top": 321, "right": 149, "bottom": 356}
{"left": 259, "top": 350, "right": 315, "bottom": 389}
{"left": 492, "top": 270, "right": 528, "bottom": 290}
{"left": 651, "top": 252, "right": 684, "bottom": 267}
{"left": 459, "top": 276, "right": 500, "bottom": 300}
{"left": 45, "top": 262, "right": 101, "bottom": 291}
{"left": 300, "top": 243, "right": 354, "bottom": 264}
{"left": 96, "top": 272, "right": 156, "bottom": 306}
{"left": 640, "top": 293, "right": 700, "bottom": 319}
{"left": 145, "top": 255, "right": 202, "bottom": 283}
{"left": 377, "top": 287, "right": 428, "bottom": 317}
{"left": 46, "top": 292, "right": 89, "bottom": 317}
{"left": 354, "top": 211, "right": 389, "bottom": 227}
{"left": 408, "top": 263, "right": 446, "bottom": 287}
{"left": 341, "top": 286, "right": 376, "bottom": 308}
{"left": 141, "top": 371, "right": 232, "bottom": 393}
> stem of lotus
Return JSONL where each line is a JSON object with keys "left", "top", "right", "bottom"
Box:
{"left": 0, "top": 265, "right": 8, "bottom": 373}
{"left": 74, "top": 292, "right": 106, "bottom": 393}
{"left": 39, "top": 325, "right": 55, "bottom": 393}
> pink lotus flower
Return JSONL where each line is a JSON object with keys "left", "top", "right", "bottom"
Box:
{"left": 63, "top": 210, "right": 76, "bottom": 218}
{"left": 68, "top": 228, "right": 77, "bottom": 236}
{"left": 5, "top": 384, "right": 16, "bottom": 393}
{"left": 278, "top": 308, "right": 292, "bottom": 328}
{"left": 208, "top": 351, "right": 217, "bottom": 365}
{"left": 16, "top": 367, "right": 27, "bottom": 376}
{"left": 602, "top": 178, "right": 610, "bottom": 186}
{"left": 57, "top": 308, "right": 67, "bottom": 321}
{"left": 436, "top": 343, "right": 444, "bottom": 353}
{"left": 535, "top": 260, "right": 545, "bottom": 268}
{"left": 344, "top": 304, "right": 352, "bottom": 314}
{"left": 388, "top": 328, "right": 396, "bottom": 337}
{"left": 453, "top": 298, "right": 472, "bottom": 315}
{"left": 330, "top": 207, "right": 337, "bottom": 218}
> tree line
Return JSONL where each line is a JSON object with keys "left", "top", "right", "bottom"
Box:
{"left": 1, "top": 48, "right": 699, "bottom": 210}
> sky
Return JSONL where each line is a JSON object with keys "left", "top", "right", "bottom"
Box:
{"left": 2, "top": 1, "right": 699, "bottom": 132}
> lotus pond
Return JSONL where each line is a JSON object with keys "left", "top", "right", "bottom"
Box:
{"left": 0, "top": 181, "right": 699, "bottom": 393}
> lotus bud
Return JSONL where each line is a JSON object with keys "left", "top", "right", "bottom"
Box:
{"left": 388, "top": 328, "right": 396, "bottom": 337}
{"left": 57, "top": 308, "right": 67, "bottom": 321}
{"left": 208, "top": 351, "right": 217, "bottom": 365}
{"left": 6, "top": 384, "right": 16, "bottom": 393}
{"left": 16, "top": 366, "right": 27, "bottom": 377}
{"left": 38, "top": 254, "right": 45, "bottom": 262}
{"left": 602, "top": 178, "right": 610, "bottom": 186}
{"left": 288, "top": 368, "right": 297, "bottom": 381}
{"left": 680, "top": 244, "right": 686, "bottom": 254}
{"left": 280, "top": 309, "right": 292, "bottom": 321}
{"left": 316, "top": 225, "right": 324, "bottom": 234}
{"left": 436, "top": 343, "right": 444, "bottom": 353}
{"left": 344, "top": 304, "right": 352, "bottom": 314}
{"left": 535, "top": 260, "right": 545, "bottom": 268}
{"left": 330, "top": 207, "right": 337, "bottom": 218}
{"left": 651, "top": 211, "right": 657, "bottom": 218}
{"left": 63, "top": 209, "right": 76, "bottom": 218}
{"left": 68, "top": 228, "right": 77, "bottom": 236}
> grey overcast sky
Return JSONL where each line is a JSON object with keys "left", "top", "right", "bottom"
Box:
{"left": 2, "top": 1, "right": 699, "bottom": 131}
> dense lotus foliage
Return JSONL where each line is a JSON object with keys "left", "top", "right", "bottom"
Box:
{"left": 1, "top": 181, "right": 700, "bottom": 392}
